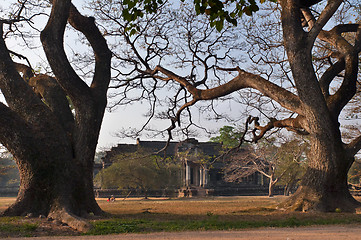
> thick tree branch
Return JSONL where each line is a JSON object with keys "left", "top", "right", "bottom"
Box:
{"left": 41, "top": 0, "right": 90, "bottom": 106}
{"left": 319, "top": 59, "right": 345, "bottom": 98}
{"left": 68, "top": 4, "right": 112, "bottom": 97}
{"left": 28, "top": 75, "right": 75, "bottom": 136}
{"left": 13, "top": 62, "right": 34, "bottom": 82}
{"left": 248, "top": 116, "right": 308, "bottom": 143}
{"left": 307, "top": 0, "right": 343, "bottom": 43}
{"left": 0, "top": 102, "right": 40, "bottom": 166}
{"left": 148, "top": 65, "right": 304, "bottom": 115}
{"left": 302, "top": 9, "right": 356, "bottom": 54}
{"left": 346, "top": 135, "right": 361, "bottom": 157}
{"left": 0, "top": 25, "right": 54, "bottom": 127}
{"left": 302, "top": 8, "right": 361, "bottom": 117}
{"left": 328, "top": 54, "right": 359, "bottom": 117}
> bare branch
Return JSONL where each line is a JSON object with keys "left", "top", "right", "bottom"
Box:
{"left": 248, "top": 116, "right": 308, "bottom": 143}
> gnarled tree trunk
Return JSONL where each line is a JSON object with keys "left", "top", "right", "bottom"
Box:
{"left": 277, "top": 0, "right": 361, "bottom": 212}
{"left": 0, "top": 0, "right": 111, "bottom": 232}
{"left": 280, "top": 133, "right": 360, "bottom": 212}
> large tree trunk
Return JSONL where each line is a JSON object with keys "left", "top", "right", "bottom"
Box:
{"left": 0, "top": 115, "right": 106, "bottom": 231}
{"left": 0, "top": 0, "right": 111, "bottom": 232}
{"left": 278, "top": 0, "right": 361, "bottom": 212}
{"left": 280, "top": 134, "right": 360, "bottom": 212}
{"left": 0, "top": 111, "right": 104, "bottom": 231}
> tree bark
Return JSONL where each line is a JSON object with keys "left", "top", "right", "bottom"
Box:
{"left": 274, "top": 0, "right": 361, "bottom": 212}
{"left": 280, "top": 137, "right": 359, "bottom": 212}
{"left": 0, "top": 0, "right": 111, "bottom": 232}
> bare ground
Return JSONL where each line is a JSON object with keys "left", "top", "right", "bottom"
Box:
{"left": 5, "top": 225, "right": 361, "bottom": 240}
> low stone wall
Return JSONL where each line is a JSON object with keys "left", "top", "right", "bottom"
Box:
{"left": 94, "top": 188, "right": 179, "bottom": 198}
{"left": 213, "top": 186, "right": 284, "bottom": 196}
{"left": 94, "top": 185, "right": 286, "bottom": 198}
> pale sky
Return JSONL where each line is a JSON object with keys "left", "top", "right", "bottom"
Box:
{"left": 0, "top": 0, "right": 235, "bottom": 151}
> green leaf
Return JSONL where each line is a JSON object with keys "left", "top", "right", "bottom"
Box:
{"left": 250, "top": 4, "right": 259, "bottom": 12}
{"left": 199, "top": 6, "right": 207, "bottom": 13}
{"left": 129, "top": 29, "right": 137, "bottom": 36}
{"left": 215, "top": 20, "right": 223, "bottom": 31}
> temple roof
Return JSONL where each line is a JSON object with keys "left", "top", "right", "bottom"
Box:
{"left": 102, "top": 138, "right": 222, "bottom": 164}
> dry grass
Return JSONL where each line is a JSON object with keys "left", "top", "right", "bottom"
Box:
{"left": 97, "top": 196, "right": 286, "bottom": 216}
{"left": 2, "top": 196, "right": 361, "bottom": 217}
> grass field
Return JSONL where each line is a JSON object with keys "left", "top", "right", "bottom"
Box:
{"left": 2, "top": 196, "right": 361, "bottom": 237}
{"left": 97, "top": 195, "right": 285, "bottom": 216}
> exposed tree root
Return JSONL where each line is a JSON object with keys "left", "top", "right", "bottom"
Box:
{"left": 1, "top": 197, "right": 98, "bottom": 233}
{"left": 48, "top": 206, "right": 92, "bottom": 233}
{"left": 1, "top": 196, "right": 49, "bottom": 217}
{"left": 278, "top": 186, "right": 361, "bottom": 213}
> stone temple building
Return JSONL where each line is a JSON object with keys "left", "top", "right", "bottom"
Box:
{"left": 97, "top": 138, "right": 269, "bottom": 197}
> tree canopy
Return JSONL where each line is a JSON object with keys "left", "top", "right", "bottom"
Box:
{"left": 210, "top": 126, "right": 245, "bottom": 149}
{"left": 96, "top": 152, "right": 180, "bottom": 197}
{"left": 92, "top": 0, "right": 361, "bottom": 212}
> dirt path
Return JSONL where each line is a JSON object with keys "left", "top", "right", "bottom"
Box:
{"left": 7, "top": 225, "right": 361, "bottom": 240}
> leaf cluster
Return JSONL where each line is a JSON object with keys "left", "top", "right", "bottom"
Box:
{"left": 210, "top": 125, "right": 245, "bottom": 149}
{"left": 121, "top": 0, "right": 276, "bottom": 32}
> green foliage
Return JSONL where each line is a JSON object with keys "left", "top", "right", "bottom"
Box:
{"left": 121, "top": 0, "right": 277, "bottom": 32}
{"left": 95, "top": 151, "right": 180, "bottom": 193}
{"left": 210, "top": 125, "right": 244, "bottom": 149}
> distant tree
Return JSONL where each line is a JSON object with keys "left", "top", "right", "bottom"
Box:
{"left": 210, "top": 126, "right": 245, "bottom": 149}
{"left": 94, "top": 152, "right": 106, "bottom": 164}
{"left": 274, "top": 140, "right": 308, "bottom": 196}
{"left": 348, "top": 159, "right": 361, "bottom": 185}
{"left": 95, "top": 152, "right": 180, "bottom": 198}
{"left": 223, "top": 138, "right": 306, "bottom": 197}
